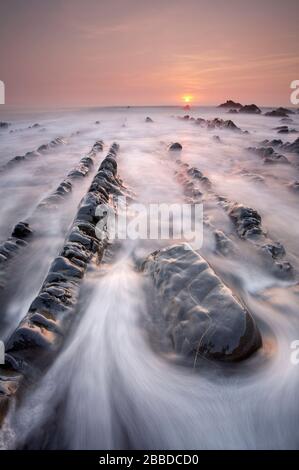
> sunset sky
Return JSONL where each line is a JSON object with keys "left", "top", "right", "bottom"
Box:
{"left": 0, "top": 0, "right": 298, "bottom": 107}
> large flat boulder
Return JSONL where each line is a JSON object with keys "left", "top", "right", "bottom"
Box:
{"left": 142, "top": 244, "right": 262, "bottom": 362}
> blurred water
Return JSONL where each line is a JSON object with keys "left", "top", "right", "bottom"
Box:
{"left": 0, "top": 105, "right": 299, "bottom": 449}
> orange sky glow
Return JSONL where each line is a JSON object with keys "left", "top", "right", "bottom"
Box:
{"left": 0, "top": 0, "right": 298, "bottom": 107}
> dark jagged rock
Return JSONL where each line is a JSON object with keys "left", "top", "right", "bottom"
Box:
{"left": 186, "top": 166, "right": 211, "bottom": 189}
{"left": 228, "top": 203, "right": 263, "bottom": 239}
{"left": 0, "top": 143, "right": 122, "bottom": 421}
{"left": 261, "top": 242, "right": 285, "bottom": 259}
{"left": 239, "top": 104, "right": 261, "bottom": 114}
{"left": 277, "top": 107, "right": 294, "bottom": 115}
{"left": 260, "top": 137, "right": 299, "bottom": 155}
{"left": 11, "top": 222, "right": 33, "bottom": 239}
{"left": 141, "top": 244, "right": 262, "bottom": 362}
{"left": 274, "top": 125, "right": 297, "bottom": 134}
{"left": 206, "top": 118, "right": 242, "bottom": 132}
{"left": 186, "top": 116, "right": 246, "bottom": 133}
{"left": 95, "top": 120, "right": 100, "bottom": 125}
{"left": 175, "top": 161, "right": 211, "bottom": 201}
{"left": 145, "top": 117, "right": 153, "bottom": 123}
{"left": 0, "top": 122, "right": 10, "bottom": 129}
{"left": 226, "top": 202, "right": 294, "bottom": 279}
{"left": 280, "top": 137, "right": 299, "bottom": 154}
{"left": 228, "top": 109, "right": 238, "bottom": 114}
{"left": 0, "top": 141, "right": 104, "bottom": 287}
{"left": 168, "top": 142, "right": 182, "bottom": 151}
{"left": 0, "top": 137, "right": 66, "bottom": 175}
{"left": 247, "top": 146, "right": 289, "bottom": 164}
{"left": 265, "top": 107, "right": 293, "bottom": 118}
{"left": 218, "top": 100, "right": 243, "bottom": 109}
{"left": 195, "top": 117, "right": 206, "bottom": 126}
{"left": 260, "top": 139, "right": 283, "bottom": 147}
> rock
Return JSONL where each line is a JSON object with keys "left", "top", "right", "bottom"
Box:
{"left": 0, "top": 140, "right": 104, "bottom": 291}
{"left": 228, "top": 109, "right": 238, "bottom": 114}
{"left": 195, "top": 117, "right": 206, "bottom": 126}
{"left": 272, "top": 260, "right": 294, "bottom": 279}
{"left": 141, "top": 244, "right": 262, "bottom": 362}
{"left": 228, "top": 203, "right": 263, "bottom": 239}
{"left": 248, "top": 146, "right": 289, "bottom": 164}
{"left": 265, "top": 107, "right": 292, "bottom": 117}
{"left": 145, "top": 116, "right": 153, "bottom": 123}
{"left": 259, "top": 139, "right": 283, "bottom": 147}
{"left": 212, "top": 135, "right": 221, "bottom": 143}
{"left": 239, "top": 104, "right": 261, "bottom": 114}
{"left": 223, "top": 119, "right": 241, "bottom": 131}
{"left": 11, "top": 222, "right": 33, "bottom": 239}
{"left": 278, "top": 107, "right": 294, "bottom": 115}
{"left": 186, "top": 167, "right": 211, "bottom": 189}
{"left": 0, "top": 122, "right": 10, "bottom": 129}
{"left": 168, "top": 142, "right": 182, "bottom": 151}
{"left": 274, "top": 125, "right": 297, "bottom": 134}
{"left": 0, "top": 143, "right": 123, "bottom": 418}
{"left": 261, "top": 242, "right": 286, "bottom": 260}
{"left": 0, "top": 137, "right": 66, "bottom": 175}
{"left": 95, "top": 120, "right": 100, "bottom": 125}
{"left": 281, "top": 137, "right": 299, "bottom": 154}
{"left": 218, "top": 100, "right": 243, "bottom": 110}
{"left": 207, "top": 118, "right": 242, "bottom": 132}
{"left": 214, "top": 230, "right": 234, "bottom": 255}
{"left": 224, "top": 199, "right": 294, "bottom": 279}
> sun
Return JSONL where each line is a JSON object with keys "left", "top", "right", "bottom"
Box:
{"left": 182, "top": 95, "right": 193, "bottom": 104}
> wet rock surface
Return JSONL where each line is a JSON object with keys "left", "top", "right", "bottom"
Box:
{"left": 0, "top": 141, "right": 104, "bottom": 290}
{"left": 178, "top": 114, "right": 246, "bottom": 133}
{"left": 274, "top": 125, "right": 297, "bottom": 134}
{"left": 247, "top": 146, "right": 290, "bottom": 164}
{"left": 228, "top": 203, "right": 263, "bottom": 239}
{"left": 280, "top": 137, "right": 299, "bottom": 154}
{"left": 141, "top": 244, "right": 262, "bottom": 362}
{"left": 168, "top": 142, "right": 183, "bottom": 151}
{"left": 218, "top": 100, "right": 243, "bottom": 110}
{"left": 0, "top": 143, "right": 122, "bottom": 417}
{"left": 0, "top": 137, "right": 66, "bottom": 174}
{"left": 0, "top": 122, "right": 10, "bottom": 129}
{"left": 174, "top": 155, "right": 295, "bottom": 281}
{"left": 225, "top": 202, "right": 294, "bottom": 279}
{"left": 265, "top": 107, "right": 293, "bottom": 118}
{"left": 239, "top": 104, "right": 261, "bottom": 114}
{"left": 259, "top": 137, "right": 299, "bottom": 155}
